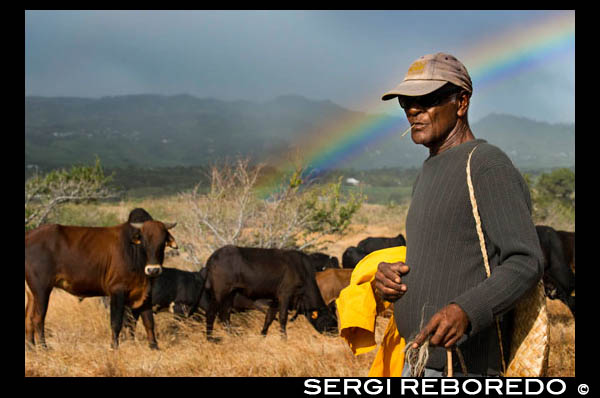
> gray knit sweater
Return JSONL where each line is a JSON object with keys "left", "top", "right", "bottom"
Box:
{"left": 394, "top": 138, "right": 544, "bottom": 375}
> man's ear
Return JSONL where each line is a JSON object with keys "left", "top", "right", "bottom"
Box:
{"left": 457, "top": 91, "right": 470, "bottom": 118}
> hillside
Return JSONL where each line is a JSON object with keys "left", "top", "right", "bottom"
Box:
{"left": 25, "top": 94, "right": 574, "bottom": 171}
{"left": 473, "top": 113, "right": 575, "bottom": 169}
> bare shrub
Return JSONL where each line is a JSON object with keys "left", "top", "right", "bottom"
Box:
{"left": 179, "top": 158, "right": 364, "bottom": 268}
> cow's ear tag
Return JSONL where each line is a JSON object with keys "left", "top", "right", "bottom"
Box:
{"left": 311, "top": 311, "right": 319, "bottom": 319}
{"left": 166, "top": 234, "right": 178, "bottom": 249}
{"left": 132, "top": 233, "right": 142, "bottom": 245}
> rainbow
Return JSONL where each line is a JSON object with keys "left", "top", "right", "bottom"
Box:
{"left": 257, "top": 12, "right": 574, "bottom": 195}
{"left": 463, "top": 12, "right": 575, "bottom": 90}
{"left": 255, "top": 111, "right": 407, "bottom": 197}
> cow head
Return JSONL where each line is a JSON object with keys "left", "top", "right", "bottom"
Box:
{"left": 130, "top": 220, "right": 177, "bottom": 277}
{"left": 328, "top": 256, "right": 340, "bottom": 269}
{"left": 296, "top": 298, "right": 338, "bottom": 335}
{"left": 309, "top": 253, "right": 340, "bottom": 272}
{"left": 305, "top": 306, "right": 338, "bottom": 335}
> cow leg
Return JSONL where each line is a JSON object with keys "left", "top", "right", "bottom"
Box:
{"left": 261, "top": 302, "right": 278, "bottom": 336}
{"left": 218, "top": 293, "right": 236, "bottom": 334}
{"left": 29, "top": 286, "right": 52, "bottom": 349}
{"left": 206, "top": 295, "right": 219, "bottom": 341}
{"left": 289, "top": 309, "right": 301, "bottom": 322}
{"left": 25, "top": 287, "right": 35, "bottom": 347}
{"left": 124, "top": 306, "right": 142, "bottom": 340}
{"left": 139, "top": 308, "right": 159, "bottom": 350}
{"left": 109, "top": 291, "right": 126, "bottom": 349}
{"left": 277, "top": 297, "right": 291, "bottom": 339}
{"left": 566, "top": 295, "right": 575, "bottom": 318}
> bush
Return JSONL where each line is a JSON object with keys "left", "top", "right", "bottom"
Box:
{"left": 525, "top": 168, "right": 575, "bottom": 227}
{"left": 179, "top": 158, "right": 365, "bottom": 268}
{"left": 25, "top": 157, "right": 118, "bottom": 230}
{"left": 50, "top": 203, "right": 121, "bottom": 227}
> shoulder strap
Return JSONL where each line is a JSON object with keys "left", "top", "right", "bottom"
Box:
{"left": 466, "top": 146, "right": 491, "bottom": 278}
{"left": 466, "top": 145, "right": 507, "bottom": 375}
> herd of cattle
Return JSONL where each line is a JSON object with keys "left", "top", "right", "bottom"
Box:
{"left": 25, "top": 208, "right": 575, "bottom": 350}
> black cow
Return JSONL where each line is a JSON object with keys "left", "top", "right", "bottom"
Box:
{"left": 357, "top": 233, "right": 406, "bottom": 253}
{"left": 128, "top": 208, "right": 154, "bottom": 224}
{"left": 341, "top": 233, "right": 406, "bottom": 269}
{"left": 556, "top": 230, "right": 575, "bottom": 274}
{"left": 536, "top": 225, "right": 575, "bottom": 317}
{"left": 308, "top": 252, "right": 340, "bottom": 271}
{"left": 342, "top": 246, "right": 369, "bottom": 269}
{"left": 144, "top": 267, "right": 206, "bottom": 317}
{"left": 204, "top": 245, "right": 338, "bottom": 340}
{"left": 121, "top": 267, "right": 269, "bottom": 335}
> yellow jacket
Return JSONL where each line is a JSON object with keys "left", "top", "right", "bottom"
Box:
{"left": 336, "top": 246, "right": 406, "bottom": 377}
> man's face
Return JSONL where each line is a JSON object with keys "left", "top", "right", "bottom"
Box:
{"left": 398, "top": 85, "right": 465, "bottom": 148}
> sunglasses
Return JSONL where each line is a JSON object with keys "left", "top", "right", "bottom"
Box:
{"left": 398, "top": 85, "right": 463, "bottom": 110}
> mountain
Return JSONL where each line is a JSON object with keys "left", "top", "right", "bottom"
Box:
{"left": 472, "top": 113, "right": 575, "bottom": 170}
{"left": 25, "top": 94, "right": 574, "bottom": 171}
{"left": 25, "top": 94, "right": 359, "bottom": 169}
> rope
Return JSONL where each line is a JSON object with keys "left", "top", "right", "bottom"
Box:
{"left": 466, "top": 145, "right": 507, "bottom": 375}
{"left": 404, "top": 339, "right": 430, "bottom": 377}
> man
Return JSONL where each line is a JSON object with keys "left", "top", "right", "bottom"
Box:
{"left": 374, "top": 53, "right": 544, "bottom": 376}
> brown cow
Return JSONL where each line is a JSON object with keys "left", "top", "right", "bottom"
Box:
{"left": 25, "top": 219, "right": 177, "bottom": 349}
{"left": 315, "top": 268, "right": 353, "bottom": 306}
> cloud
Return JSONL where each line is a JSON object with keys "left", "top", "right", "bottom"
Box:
{"left": 25, "top": 10, "right": 574, "bottom": 123}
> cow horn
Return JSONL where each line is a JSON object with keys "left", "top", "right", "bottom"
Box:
{"left": 130, "top": 222, "right": 144, "bottom": 229}
{"left": 164, "top": 222, "right": 177, "bottom": 230}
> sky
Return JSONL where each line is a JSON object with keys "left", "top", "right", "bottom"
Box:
{"left": 25, "top": 10, "right": 575, "bottom": 124}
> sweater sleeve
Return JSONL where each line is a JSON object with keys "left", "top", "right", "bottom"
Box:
{"left": 451, "top": 153, "right": 544, "bottom": 337}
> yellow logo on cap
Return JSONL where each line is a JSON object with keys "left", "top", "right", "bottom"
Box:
{"left": 407, "top": 60, "right": 426, "bottom": 75}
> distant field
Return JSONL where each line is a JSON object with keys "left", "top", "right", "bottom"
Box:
{"left": 25, "top": 198, "right": 575, "bottom": 377}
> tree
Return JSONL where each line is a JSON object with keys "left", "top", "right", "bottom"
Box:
{"left": 529, "top": 168, "right": 575, "bottom": 223}
{"left": 25, "top": 158, "right": 117, "bottom": 230}
{"left": 536, "top": 168, "right": 575, "bottom": 208}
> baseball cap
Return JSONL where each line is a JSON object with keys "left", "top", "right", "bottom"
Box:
{"left": 382, "top": 52, "right": 473, "bottom": 101}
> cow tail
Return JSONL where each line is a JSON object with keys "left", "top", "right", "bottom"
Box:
{"left": 192, "top": 266, "right": 210, "bottom": 316}
{"left": 25, "top": 280, "right": 33, "bottom": 306}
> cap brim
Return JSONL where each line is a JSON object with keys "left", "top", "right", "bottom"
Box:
{"left": 381, "top": 80, "right": 448, "bottom": 101}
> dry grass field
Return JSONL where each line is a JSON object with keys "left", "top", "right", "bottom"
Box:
{"left": 25, "top": 199, "right": 575, "bottom": 377}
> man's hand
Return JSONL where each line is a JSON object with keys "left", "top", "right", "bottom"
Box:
{"left": 374, "top": 261, "right": 410, "bottom": 302}
{"left": 411, "top": 304, "right": 470, "bottom": 349}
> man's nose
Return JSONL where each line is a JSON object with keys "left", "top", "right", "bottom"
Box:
{"left": 405, "top": 104, "right": 424, "bottom": 116}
